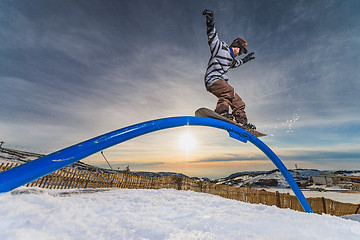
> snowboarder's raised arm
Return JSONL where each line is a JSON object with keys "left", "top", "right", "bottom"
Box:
{"left": 203, "top": 10, "right": 220, "bottom": 57}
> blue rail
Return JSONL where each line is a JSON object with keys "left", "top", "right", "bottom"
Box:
{"left": 0, "top": 116, "right": 313, "bottom": 213}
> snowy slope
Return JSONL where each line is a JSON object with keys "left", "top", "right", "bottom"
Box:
{"left": 1, "top": 188, "right": 359, "bottom": 240}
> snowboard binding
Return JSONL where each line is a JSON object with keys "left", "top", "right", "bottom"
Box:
{"left": 220, "top": 112, "right": 234, "bottom": 121}
{"left": 241, "top": 122, "right": 256, "bottom": 130}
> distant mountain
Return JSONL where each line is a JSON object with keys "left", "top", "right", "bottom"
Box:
{"left": 212, "top": 168, "right": 360, "bottom": 188}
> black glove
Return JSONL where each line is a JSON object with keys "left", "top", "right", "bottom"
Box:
{"left": 241, "top": 52, "right": 255, "bottom": 64}
{"left": 202, "top": 9, "right": 214, "bottom": 28}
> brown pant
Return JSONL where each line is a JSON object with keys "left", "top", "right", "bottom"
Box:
{"left": 208, "top": 80, "right": 247, "bottom": 124}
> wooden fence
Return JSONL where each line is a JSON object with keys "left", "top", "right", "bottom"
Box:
{"left": 1, "top": 162, "right": 359, "bottom": 216}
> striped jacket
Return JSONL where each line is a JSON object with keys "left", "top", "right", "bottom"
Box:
{"left": 204, "top": 26, "right": 243, "bottom": 90}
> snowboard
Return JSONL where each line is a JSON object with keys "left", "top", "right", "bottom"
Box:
{"left": 195, "top": 107, "right": 266, "bottom": 138}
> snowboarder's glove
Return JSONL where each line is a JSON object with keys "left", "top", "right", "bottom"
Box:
{"left": 202, "top": 9, "right": 214, "bottom": 29}
{"left": 241, "top": 52, "right": 255, "bottom": 64}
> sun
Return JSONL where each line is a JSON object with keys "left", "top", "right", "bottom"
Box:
{"left": 178, "top": 131, "right": 196, "bottom": 153}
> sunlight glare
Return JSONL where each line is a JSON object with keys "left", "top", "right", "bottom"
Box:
{"left": 178, "top": 131, "right": 196, "bottom": 152}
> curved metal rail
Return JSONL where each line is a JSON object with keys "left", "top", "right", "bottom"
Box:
{"left": 0, "top": 116, "right": 313, "bottom": 213}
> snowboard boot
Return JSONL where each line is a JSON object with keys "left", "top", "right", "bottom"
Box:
{"left": 235, "top": 116, "right": 256, "bottom": 130}
{"left": 220, "top": 112, "right": 234, "bottom": 121}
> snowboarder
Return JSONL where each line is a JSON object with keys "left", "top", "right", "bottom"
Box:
{"left": 202, "top": 9, "right": 256, "bottom": 129}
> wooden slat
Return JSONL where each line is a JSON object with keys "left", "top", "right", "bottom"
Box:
{"left": 74, "top": 170, "right": 86, "bottom": 189}
{"left": 56, "top": 168, "right": 67, "bottom": 189}
{"left": 108, "top": 173, "right": 116, "bottom": 188}
{"left": 48, "top": 170, "right": 58, "bottom": 189}
{"left": 81, "top": 170, "right": 91, "bottom": 188}
{"left": 99, "top": 172, "right": 106, "bottom": 188}
{"left": 90, "top": 172, "right": 99, "bottom": 188}
{"left": 113, "top": 173, "right": 120, "bottom": 188}
{"left": 3, "top": 163, "right": 10, "bottom": 171}
{"left": 68, "top": 169, "right": 78, "bottom": 189}
{"left": 120, "top": 173, "right": 126, "bottom": 188}
{"left": 36, "top": 176, "right": 45, "bottom": 188}
{"left": 71, "top": 169, "right": 82, "bottom": 189}
{"left": 81, "top": 170, "right": 92, "bottom": 189}
{"left": 106, "top": 173, "right": 114, "bottom": 188}
{"left": 83, "top": 171, "right": 94, "bottom": 188}
{"left": 96, "top": 172, "right": 104, "bottom": 188}
{"left": 64, "top": 169, "right": 77, "bottom": 189}
{"left": 99, "top": 172, "right": 107, "bottom": 188}
{"left": 117, "top": 173, "right": 125, "bottom": 188}
{"left": 0, "top": 163, "right": 5, "bottom": 171}
{"left": 58, "top": 168, "right": 72, "bottom": 189}
{"left": 52, "top": 168, "right": 66, "bottom": 189}
{"left": 91, "top": 172, "right": 101, "bottom": 188}
{"left": 40, "top": 172, "right": 53, "bottom": 188}
{"left": 136, "top": 176, "right": 142, "bottom": 189}
{"left": 46, "top": 171, "right": 58, "bottom": 189}
{"left": 114, "top": 173, "right": 122, "bottom": 188}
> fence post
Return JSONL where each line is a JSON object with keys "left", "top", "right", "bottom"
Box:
{"left": 355, "top": 205, "right": 360, "bottom": 214}
{"left": 276, "top": 191, "right": 281, "bottom": 208}
{"left": 322, "top": 197, "right": 327, "bottom": 214}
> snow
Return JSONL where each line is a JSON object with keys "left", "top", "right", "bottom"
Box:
{"left": 1, "top": 188, "right": 360, "bottom": 240}
{"left": 343, "top": 214, "right": 360, "bottom": 222}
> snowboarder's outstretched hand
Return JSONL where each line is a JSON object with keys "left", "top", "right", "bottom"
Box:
{"left": 202, "top": 9, "right": 214, "bottom": 28}
{"left": 241, "top": 52, "right": 255, "bottom": 64}
{"left": 202, "top": 9, "right": 213, "bottom": 18}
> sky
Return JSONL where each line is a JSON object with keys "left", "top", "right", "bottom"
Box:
{"left": 1, "top": 0, "right": 360, "bottom": 179}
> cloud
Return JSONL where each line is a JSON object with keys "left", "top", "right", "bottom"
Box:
{"left": 190, "top": 153, "right": 267, "bottom": 163}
